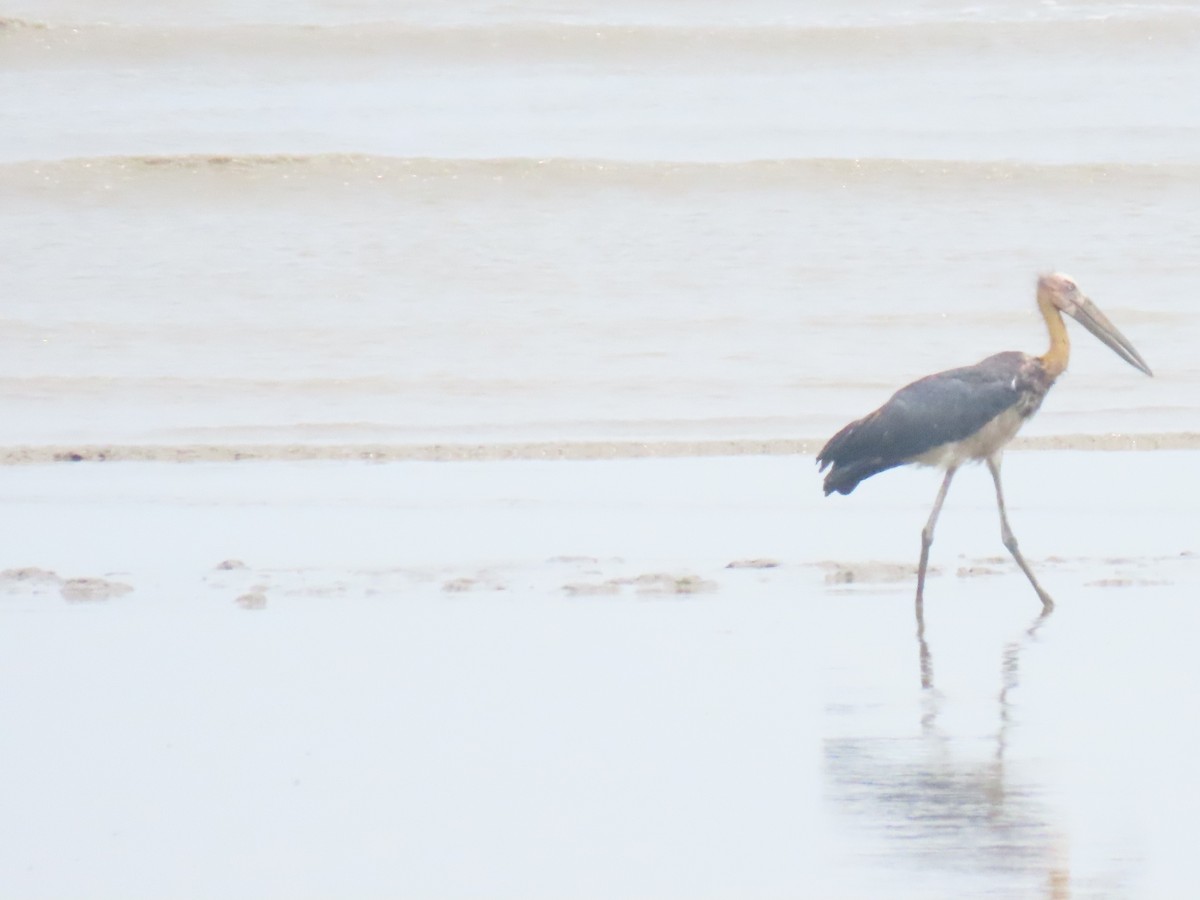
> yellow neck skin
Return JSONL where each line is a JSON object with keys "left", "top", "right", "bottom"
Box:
{"left": 1038, "top": 294, "right": 1070, "bottom": 379}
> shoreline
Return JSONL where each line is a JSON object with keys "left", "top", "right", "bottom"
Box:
{"left": 1, "top": 432, "right": 1196, "bottom": 465}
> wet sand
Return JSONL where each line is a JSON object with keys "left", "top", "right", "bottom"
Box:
{"left": 1, "top": 452, "right": 1196, "bottom": 898}
{"left": 1, "top": 431, "right": 1198, "bottom": 465}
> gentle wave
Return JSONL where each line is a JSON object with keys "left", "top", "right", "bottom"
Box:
{"left": 5, "top": 16, "right": 1200, "bottom": 64}
{"left": 0, "top": 374, "right": 600, "bottom": 394}
{"left": 0, "top": 374, "right": 898, "bottom": 396}
{"left": 6, "top": 154, "right": 1200, "bottom": 191}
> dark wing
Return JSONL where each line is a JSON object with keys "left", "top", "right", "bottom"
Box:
{"left": 817, "top": 352, "right": 1026, "bottom": 495}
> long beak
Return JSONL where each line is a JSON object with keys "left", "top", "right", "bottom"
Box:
{"left": 1068, "top": 297, "right": 1153, "bottom": 376}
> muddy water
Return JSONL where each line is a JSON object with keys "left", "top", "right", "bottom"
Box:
{"left": 3, "top": 2, "right": 1198, "bottom": 448}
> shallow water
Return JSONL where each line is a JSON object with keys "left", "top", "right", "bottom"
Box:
{"left": 0, "top": 455, "right": 1196, "bottom": 898}
{"left": 2, "top": 1, "right": 1197, "bottom": 448}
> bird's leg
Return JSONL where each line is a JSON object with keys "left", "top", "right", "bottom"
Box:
{"left": 987, "top": 455, "right": 1055, "bottom": 611}
{"left": 916, "top": 466, "right": 957, "bottom": 604}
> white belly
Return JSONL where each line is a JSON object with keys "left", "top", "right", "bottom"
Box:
{"left": 912, "top": 405, "right": 1028, "bottom": 469}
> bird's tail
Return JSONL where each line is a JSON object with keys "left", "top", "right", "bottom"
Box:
{"left": 817, "top": 456, "right": 900, "bottom": 495}
{"left": 816, "top": 416, "right": 902, "bottom": 495}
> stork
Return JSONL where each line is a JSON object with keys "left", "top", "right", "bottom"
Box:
{"left": 817, "top": 273, "right": 1152, "bottom": 610}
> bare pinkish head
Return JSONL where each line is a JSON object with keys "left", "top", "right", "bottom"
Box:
{"left": 1037, "top": 272, "right": 1152, "bottom": 376}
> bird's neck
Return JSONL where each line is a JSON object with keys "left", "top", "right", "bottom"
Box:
{"left": 1038, "top": 296, "right": 1070, "bottom": 379}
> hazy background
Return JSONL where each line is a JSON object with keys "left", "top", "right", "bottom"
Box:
{"left": 3, "top": 1, "right": 1197, "bottom": 448}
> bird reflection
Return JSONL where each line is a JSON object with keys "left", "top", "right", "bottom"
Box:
{"left": 996, "top": 605, "right": 1053, "bottom": 765}
{"left": 826, "top": 600, "right": 1067, "bottom": 897}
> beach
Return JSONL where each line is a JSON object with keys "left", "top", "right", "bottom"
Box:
{"left": 2, "top": 454, "right": 1198, "bottom": 898}
{"left": 4, "top": 0, "right": 1200, "bottom": 897}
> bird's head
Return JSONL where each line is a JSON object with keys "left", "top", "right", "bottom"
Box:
{"left": 1037, "top": 272, "right": 1153, "bottom": 376}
